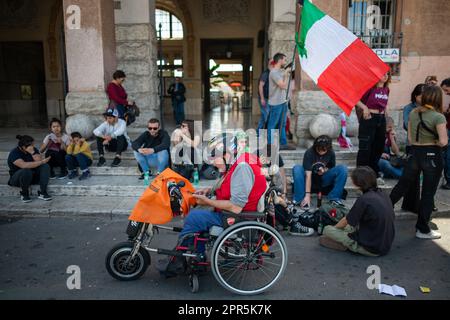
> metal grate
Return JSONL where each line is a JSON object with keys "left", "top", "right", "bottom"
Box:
{"left": 348, "top": 0, "right": 396, "bottom": 48}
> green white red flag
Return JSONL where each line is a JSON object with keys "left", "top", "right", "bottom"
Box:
{"left": 296, "top": 0, "right": 390, "bottom": 115}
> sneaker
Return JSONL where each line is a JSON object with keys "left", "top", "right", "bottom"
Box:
{"left": 377, "top": 177, "right": 385, "bottom": 186}
{"left": 49, "top": 168, "right": 56, "bottom": 180}
{"left": 319, "top": 236, "right": 348, "bottom": 251}
{"left": 37, "top": 191, "right": 52, "bottom": 201}
{"left": 138, "top": 173, "right": 145, "bottom": 180}
{"left": 79, "top": 171, "right": 91, "bottom": 181}
{"left": 111, "top": 157, "right": 121, "bottom": 167}
{"left": 57, "top": 169, "right": 68, "bottom": 180}
{"left": 330, "top": 200, "right": 345, "bottom": 207}
{"left": 97, "top": 156, "right": 106, "bottom": 167}
{"left": 441, "top": 182, "right": 450, "bottom": 190}
{"left": 289, "top": 221, "right": 314, "bottom": 236}
{"left": 20, "top": 191, "right": 32, "bottom": 203}
{"left": 68, "top": 170, "right": 78, "bottom": 179}
{"left": 415, "top": 230, "right": 441, "bottom": 240}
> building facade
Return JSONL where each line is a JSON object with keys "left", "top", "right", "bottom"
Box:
{"left": 0, "top": 0, "right": 449, "bottom": 141}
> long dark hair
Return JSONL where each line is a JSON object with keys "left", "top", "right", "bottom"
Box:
{"left": 410, "top": 83, "right": 426, "bottom": 104}
{"left": 16, "top": 135, "right": 34, "bottom": 148}
{"left": 351, "top": 166, "right": 378, "bottom": 193}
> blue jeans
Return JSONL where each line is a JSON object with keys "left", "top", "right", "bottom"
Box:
{"left": 267, "top": 102, "right": 288, "bottom": 145}
{"left": 292, "top": 165, "right": 348, "bottom": 202}
{"left": 179, "top": 209, "right": 223, "bottom": 238}
{"left": 444, "top": 130, "right": 450, "bottom": 184}
{"left": 65, "top": 154, "right": 92, "bottom": 171}
{"left": 257, "top": 99, "right": 269, "bottom": 132}
{"left": 378, "top": 159, "right": 403, "bottom": 179}
{"left": 133, "top": 149, "right": 169, "bottom": 173}
{"left": 172, "top": 100, "right": 185, "bottom": 125}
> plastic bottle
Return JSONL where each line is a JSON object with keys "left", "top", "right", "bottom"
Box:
{"left": 144, "top": 171, "right": 150, "bottom": 186}
{"left": 193, "top": 168, "right": 199, "bottom": 187}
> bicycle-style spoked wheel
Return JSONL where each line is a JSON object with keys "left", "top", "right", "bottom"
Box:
{"left": 211, "top": 221, "right": 288, "bottom": 295}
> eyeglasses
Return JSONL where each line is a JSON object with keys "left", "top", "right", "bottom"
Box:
{"left": 148, "top": 127, "right": 159, "bottom": 131}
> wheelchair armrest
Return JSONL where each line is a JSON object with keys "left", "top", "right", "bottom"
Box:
{"left": 222, "top": 210, "right": 266, "bottom": 220}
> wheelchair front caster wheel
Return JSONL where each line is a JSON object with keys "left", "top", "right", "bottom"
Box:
{"left": 189, "top": 274, "right": 199, "bottom": 293}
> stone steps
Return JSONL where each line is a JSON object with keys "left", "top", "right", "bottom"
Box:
{"left": 0, "top": 174, "right": 396, "bottom": 198}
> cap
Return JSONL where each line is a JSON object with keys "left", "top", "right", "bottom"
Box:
{"left": 103, "top": 108, "right": 119, "bottom": 117}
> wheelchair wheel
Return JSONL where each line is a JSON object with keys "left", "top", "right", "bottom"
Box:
{"left": 211, "top": 221, "right": 287, "bottom": 295}
{"left": 105, "top": 241, "right": 151, "bottom": 281}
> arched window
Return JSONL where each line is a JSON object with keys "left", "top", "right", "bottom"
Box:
{"left": 155, "top": 9, "right": 183, "bottom": 40}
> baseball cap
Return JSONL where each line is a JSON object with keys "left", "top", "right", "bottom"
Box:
{"left": 103, "top": 108, "right": 119, "bottom": 117}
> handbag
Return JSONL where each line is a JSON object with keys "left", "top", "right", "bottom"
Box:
{"left": 124, "top": 103, "right": 141, "bottom": 126}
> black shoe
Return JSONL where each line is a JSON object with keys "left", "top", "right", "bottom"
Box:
{"left": 97, "top": 156, "right": 106, "bottom": 167}
{"left": 138, "top": 173, "right": 145, "bottom": 180}
{"left": 38, "top": 191, "right": 52, "bottom": 201}
{"left": 289, "top": 221, "right": 314, "bottom": 236}
{"left": 49, "top": 168, "right": 56, "bottom": 180}
{"left": 441, "top": 182, "right": 450, "bottom": 190}
{"left": 79, "top": 170, "right": 91, "bottom": 181}
{"left": 68, "top": 170, "right": 78, "bottom": 179}
{"left": 111, "top": 157, "right": 121, "bottom": 167}
{"left": 20, "top": 191, "right": 31, "bottom": 203}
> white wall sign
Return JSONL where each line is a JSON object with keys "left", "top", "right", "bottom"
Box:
{"left": 373, "top": 48, "right": 400, "bottom": 63}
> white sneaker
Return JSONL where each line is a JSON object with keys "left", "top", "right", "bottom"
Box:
{"left": 377, "top": 177, "right": 385, "bottom": 186}
{"left": 415, "top": 230, "right": 441, "bottom": 240}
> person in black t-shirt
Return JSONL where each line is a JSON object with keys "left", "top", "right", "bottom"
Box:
{"left": 7, "top": 135, "right": 52, "bottom": 202}
{"left": 319, "top": 166, "right": 395, "bottom": 256}
{"left": 292, "top": 135, "right": 348, "bottom": 209}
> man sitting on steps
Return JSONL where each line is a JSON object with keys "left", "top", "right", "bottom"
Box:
{"left": 93, "top": 108, "right": 129, "bottom": 167}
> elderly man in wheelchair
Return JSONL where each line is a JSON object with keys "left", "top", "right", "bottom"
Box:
{"left": 173, "top": 133, "right": 288, "bottom": 294}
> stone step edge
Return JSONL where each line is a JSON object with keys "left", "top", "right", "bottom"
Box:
{"left": 0, "top": 205, "right": 447, "bottom": 221}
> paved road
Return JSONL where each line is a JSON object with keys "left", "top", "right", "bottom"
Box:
{"left": 0, "top": 215, "right": 449, "bottom": 300}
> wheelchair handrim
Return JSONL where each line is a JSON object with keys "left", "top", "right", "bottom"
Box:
{"left": 211, "top": 223, "right": 287, "bottom": 295}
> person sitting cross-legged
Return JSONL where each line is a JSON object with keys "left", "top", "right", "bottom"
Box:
{"left": 319, "top": 166, "right": 395, "bottom": 257}
{"left": 65, "top": 132, "right": 93, "bottom": 180}
{"left": 292, "top": 135, "right": 348, "bottom": 210}
{"left": 93, "top": 108, "right": 129, "bottom": 167}
{"left": 132, "top": 118, "right": 170, "bottom": 179}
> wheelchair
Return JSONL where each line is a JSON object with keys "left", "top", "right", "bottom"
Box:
{"left": 105, "top": 175, "right": 288, "bottom": 295}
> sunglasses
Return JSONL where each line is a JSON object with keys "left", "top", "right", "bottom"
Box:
{"left": 148, "top": 127, "right": 159, "bottom": 131}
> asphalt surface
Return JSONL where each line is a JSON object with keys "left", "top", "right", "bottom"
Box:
{"left": 0, "top": 215, "right": 449, "bottom": 300}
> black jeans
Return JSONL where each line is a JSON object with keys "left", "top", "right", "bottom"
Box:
{"left": 357, "top": 114, "right": 386, "bottom": 174}
{"left": 8, "top": 164, "right": 51, "bottom": 194}
{"left": 390, "top": 146, "right": 443, "bottom": 233}
{"left": 45, "top": 149, "right": 67, "bottom": 170}
{"left": 96, "top": 136, "right": 127, "bottom": 156}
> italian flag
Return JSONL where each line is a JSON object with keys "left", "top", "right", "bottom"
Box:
{"left": 297, "top": 0, "right": 390, "bottom": 115}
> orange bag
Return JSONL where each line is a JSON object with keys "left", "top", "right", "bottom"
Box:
{"left": 129, "top": 168, "right": 197, "bottom": 224}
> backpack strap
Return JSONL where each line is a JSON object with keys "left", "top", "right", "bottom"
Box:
{"left": 415, "top": 112, "right": 439, "bottom": 143}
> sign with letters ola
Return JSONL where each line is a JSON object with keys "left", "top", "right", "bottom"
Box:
{"left": 373, "top": 48, "right": 400, "bottom": 63}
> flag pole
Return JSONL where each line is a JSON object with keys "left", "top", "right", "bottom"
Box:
{"left": 285, "top": 1, "right": 303, "bottom": 102}
{"left": 279, "top": 0, "right": 303, "bottom": 145}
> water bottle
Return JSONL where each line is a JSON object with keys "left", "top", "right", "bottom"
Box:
{"left": 144, "top": 171, "right": 150, "bottom": 186}
{"left": 193, "top": 168, "right": 199, "bottom": 187}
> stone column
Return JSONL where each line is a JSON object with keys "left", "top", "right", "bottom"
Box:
{"left": 63, "top": 0, "right": 117, "bottom": 137}
{"left": 268, "top": 0, "right": 296, "bottom": 59}
{"left": 114, "top": 0, "right": 159, "bottom": 126}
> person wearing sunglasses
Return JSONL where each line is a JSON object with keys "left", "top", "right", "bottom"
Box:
{"left": 132, "top": 118, "right": 170, "bottom": 178}
{"left": 7, "top": 135, "right": 52, "bottom": 202}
